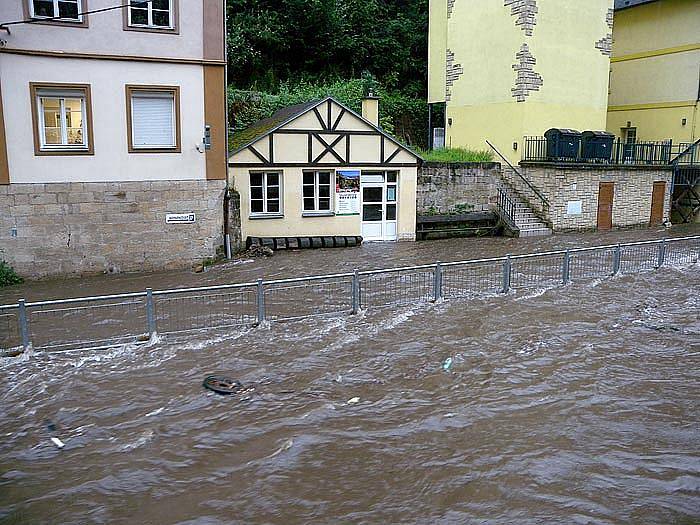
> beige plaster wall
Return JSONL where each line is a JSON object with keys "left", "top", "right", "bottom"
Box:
{"left": 230, "top": 166, "right": 418, "bottom": 242}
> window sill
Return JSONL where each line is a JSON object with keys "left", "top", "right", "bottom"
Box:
{"left": 124, "top": 24, "right": 179, "bottom": 35}
{"left": 29, "top": 17, "right": 88, "bottom": 28}
{"left": 129, "top": 147, "right": 181, "bottom": 154}
{"left": 249, "top": 213, "right": 284, "bottom": 220}
{"left": 302, "top": 212, "right": 335, "bottom": 217}
{"left": 36, "top": 148, "right": 93, "bottom": 156}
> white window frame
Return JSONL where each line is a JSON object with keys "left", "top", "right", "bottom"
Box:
{"left": 129, "top": 89, "right": 177, "bottom": 150}
{"left": 302, "top": 170, "right": 334, "bottom": 215}
{"left": 249, "top": 171, "right": 283, "bottom": 217}
{"left": 29, "top": 0, "right": 83, "bottom": 22}
{"left": 36, "top": 89, "right": 88, "bottom": 151}
{"left": 127, "top": 0, "right": 174, "bottom": 29}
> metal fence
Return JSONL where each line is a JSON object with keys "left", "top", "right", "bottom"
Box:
{"left": 1, "top": 236, "right": 698, "bottom": 353}
{"left": 523, "top": 136, "right": 676, "bottom": 166}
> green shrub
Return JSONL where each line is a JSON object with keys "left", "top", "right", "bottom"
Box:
{"left": 416, "top": 147, "right": 494, "bottom": 163}
{"left": 228, "top": 78, "right": 428, "bottom": 148}
{"left": 0, "top": 260, "right": 23, "bottom": 288}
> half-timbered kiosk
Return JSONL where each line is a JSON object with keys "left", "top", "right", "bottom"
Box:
{"left": 228, "top": 97, "right": 421, "bottom": 248}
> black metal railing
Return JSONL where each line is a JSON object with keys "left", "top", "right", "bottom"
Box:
{"left": 487, "top": 140, "right": 550, "bottom": 212}
{"left": 496, "top": 187, "right": 517, "bottom": 229}
{"left": 671, "top": 140, "right": 700, "bottom": 167}
{"left": 523, "top": 136, "right": 678, "bottom": 166}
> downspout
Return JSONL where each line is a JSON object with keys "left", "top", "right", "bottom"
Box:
{"left": 222, "top": 0, "right": 232, "bottom": 259}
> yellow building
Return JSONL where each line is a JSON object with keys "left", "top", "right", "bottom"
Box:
{"left": 606, "top": 0, "right": 700, "bottom": 145}
{"left": 428, "top": 0, "right": 614, "bottom": 163}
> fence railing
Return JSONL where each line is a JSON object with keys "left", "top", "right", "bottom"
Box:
{"left": 1, "top": 236, "right": 698, "bottom": 353}
{"left": 523, "top": 136, "right": 677, "bottom": 166}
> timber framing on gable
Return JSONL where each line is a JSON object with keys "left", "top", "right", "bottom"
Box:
{"left": 230, "top": 97, "right": 421, "bottom": 168}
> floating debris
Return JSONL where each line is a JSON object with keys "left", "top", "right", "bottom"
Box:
{"left": 442, "top": 357, "right": 454, "bottom": 371}
{"left": 347, "top": 397, "right": 360, "bottom": 404}
{"left": 50, "top": 437, "right": 65, "bottom": 449}
{"left": 203, "top": 375, "right": 243, "bottom": 395}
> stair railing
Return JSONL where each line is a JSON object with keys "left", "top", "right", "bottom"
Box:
{"left": 496, "top": 186, "right": 518, "bottom": 231}
{"left": 486, "top": 140, "right": 550, "bottom": 212}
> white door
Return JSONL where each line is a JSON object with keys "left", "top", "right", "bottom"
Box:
{"left": 361, "top": 171, "right": 398, "bottom": 241}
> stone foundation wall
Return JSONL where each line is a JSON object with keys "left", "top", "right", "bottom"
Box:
{"left": 520, "top": 163, "right": 674, "bottom": 231}
{"left": 0, "top": 180, "right": 226, "bottom": 279}
{"left": 226, "top": 189, "right": 243, "bottom": 253}
{"left": 417, "top": 162, "right": 500, "bottom": 215}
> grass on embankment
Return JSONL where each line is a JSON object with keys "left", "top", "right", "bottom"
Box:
{"left": 416, "top": 147, "right": 494, "bottom": 163}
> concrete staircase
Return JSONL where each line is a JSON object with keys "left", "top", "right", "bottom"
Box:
{"left": 499, "top": 182, "right": 552, "bottom": 237}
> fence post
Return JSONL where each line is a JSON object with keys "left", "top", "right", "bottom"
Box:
{"left": 256, "top": 279, "right": 265, "bottom": 325}
{"left": 351, "top": 269, "right": 360, "bottom": 315}
{"left": 433, "top": 262, "right": 443, "bottom": 302}
{"left": 656, "top": 239, "right": 667, "bottom": 269}
{"left": 146, "top": 288, "right": 156, "bottom": 338}
{"left": 612, "top": 244, "right": 622, "bottom": 275}
{"left": 18, "top": 299, "right": 30, "bottom": 351}
{"left": 502, "top": 255, "right": 512, "bottom": 293}
{"left": 562, "top": 249, "right": 571, "bottom": 284}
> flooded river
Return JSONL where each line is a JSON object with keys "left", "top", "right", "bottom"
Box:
{"left": 1, "top": 226, "right": 699, "bottom": 524}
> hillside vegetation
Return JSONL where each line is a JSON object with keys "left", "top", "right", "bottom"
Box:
{"left": 226, "top": 0, "right": 429, "bottom": 147}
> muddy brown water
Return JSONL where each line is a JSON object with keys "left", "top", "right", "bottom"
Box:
{"left": 1, "top": 226, "right": 699, "bottom": 524}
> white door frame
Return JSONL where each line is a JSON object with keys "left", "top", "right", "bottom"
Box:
{"left": 360, "top": 171, "right": 398, "bottom": 241}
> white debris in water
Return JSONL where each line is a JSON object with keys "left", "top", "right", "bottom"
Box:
{"left": 347, "top": 397, "right": 360, "bottom": 404}
{"left": 50, "top": 437, "right": 65, "bottom": 449}
{"left": 267, "top": 438, "right": 294, "bottom": 459}
{"left": 145, "top": 407, "right": 164, "bottom": 417}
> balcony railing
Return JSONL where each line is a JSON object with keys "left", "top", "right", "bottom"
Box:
{"left": 523, "top": 137, "right": 679, "bottom": 166}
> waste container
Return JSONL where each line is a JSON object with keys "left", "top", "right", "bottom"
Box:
{"left": 581, "top": 131, "right": 614, "bottom": 161}
{"left": 544, "top": 128, "right": 581, "bottom": 160}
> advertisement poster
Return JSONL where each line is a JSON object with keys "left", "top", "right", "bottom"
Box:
{"left": 335, "top": 170, "right": 360, "bottom": 215}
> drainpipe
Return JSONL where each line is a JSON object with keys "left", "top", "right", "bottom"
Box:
{"left": 223, "top": 0, "right": 232, "bottom": 259}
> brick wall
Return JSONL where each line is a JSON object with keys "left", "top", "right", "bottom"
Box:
{"left": 520, "top": 163, "right": 674, "bottom": 231}
{"left": 0, "top": 180, "right": 226, "bottom": 279}
{"left": 417, "top": 162, "right": 500, "bottom": 215}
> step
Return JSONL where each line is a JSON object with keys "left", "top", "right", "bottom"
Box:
{"left": 518, "top": 228, "right": 553, "bottom": 237}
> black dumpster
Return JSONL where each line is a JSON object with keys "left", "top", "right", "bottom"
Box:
{"left": 581, "top": 131, "right": 614, "bottom": 161}
{"left": 544, "top": 128, "right": 581, "bottom": 160}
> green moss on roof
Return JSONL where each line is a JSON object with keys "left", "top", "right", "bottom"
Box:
{"left": 230, "top": 100, "right": 321, "bottom": 153}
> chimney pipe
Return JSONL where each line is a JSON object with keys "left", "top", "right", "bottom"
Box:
{"left": 362, "top": 91, "right": 379, "bottom": 127}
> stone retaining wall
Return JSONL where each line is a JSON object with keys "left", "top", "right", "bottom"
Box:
{"left": 417, "top": 162, "right": 500, "bottom": 215}
{"left": 0, "top": 180, "right": 226, "bottom": 279}
{"left": 520, "top": 163, "right": 674, "bottom": 231}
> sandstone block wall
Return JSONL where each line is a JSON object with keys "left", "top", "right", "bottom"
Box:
{"left": 520, "top": 164, "right": 673, "bottom": 231}
{"left": 0, "top": 180, "right": 226, "bottom": 279}
{"left": 417, "top": 162, "right": 500, "bottom": 215}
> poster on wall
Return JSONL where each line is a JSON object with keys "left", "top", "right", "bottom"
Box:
{"left": 335, "top": 170, "right": 360, "bottom": 216}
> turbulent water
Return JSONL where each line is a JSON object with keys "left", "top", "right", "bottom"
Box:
{"left": 1, "top": 227, "right": 699, "bottom": 524}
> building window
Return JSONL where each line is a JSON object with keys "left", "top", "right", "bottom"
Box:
{"left": 28, "top": 0, "right": 83, "bottom": 22}
{"left": 127, "top": 0, "right": 174, "bottom": 30}
{"left": 250, "top": 172, "right": 282, "bottom": 216}
{"left": 30, "top": 83, "right": 93, "bottom": 156}
{"left": 126, "top": 86, "right": 181, "bottom": 153}
{"left": 303, "top": 171, "right": 333, "bottom": 213}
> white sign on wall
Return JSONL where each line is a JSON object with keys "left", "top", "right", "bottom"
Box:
{"left": 166, "top": 213, "right": 196, "bottom": 224}
{"left": 335, "top": 170, "right": 361, "bottom": 216}
{"left": 566, "top": 201, "right": 583, "bottom": 215}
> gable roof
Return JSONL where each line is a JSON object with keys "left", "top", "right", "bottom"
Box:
{"left": 230, "top": 100, "right": 319, "bottom": 153}
{"left": 614, "top": 0, "right": 657, "bottom": 10}
{"left": 229, "top": 96, "right": 421, "bottom": 161}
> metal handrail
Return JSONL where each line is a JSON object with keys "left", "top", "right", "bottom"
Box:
{"left": 486, "top": 139, "right": 550, "bottom": 209}
{"left": 2, "top": 235, "right": 698, "bottom": 352}
{"left": 2, "top": 234, "right": 699, "bottom": 309}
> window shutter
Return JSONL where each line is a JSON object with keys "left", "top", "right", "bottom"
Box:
{"left": 131, "top": 92, "right": 175, "bottom": 147}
